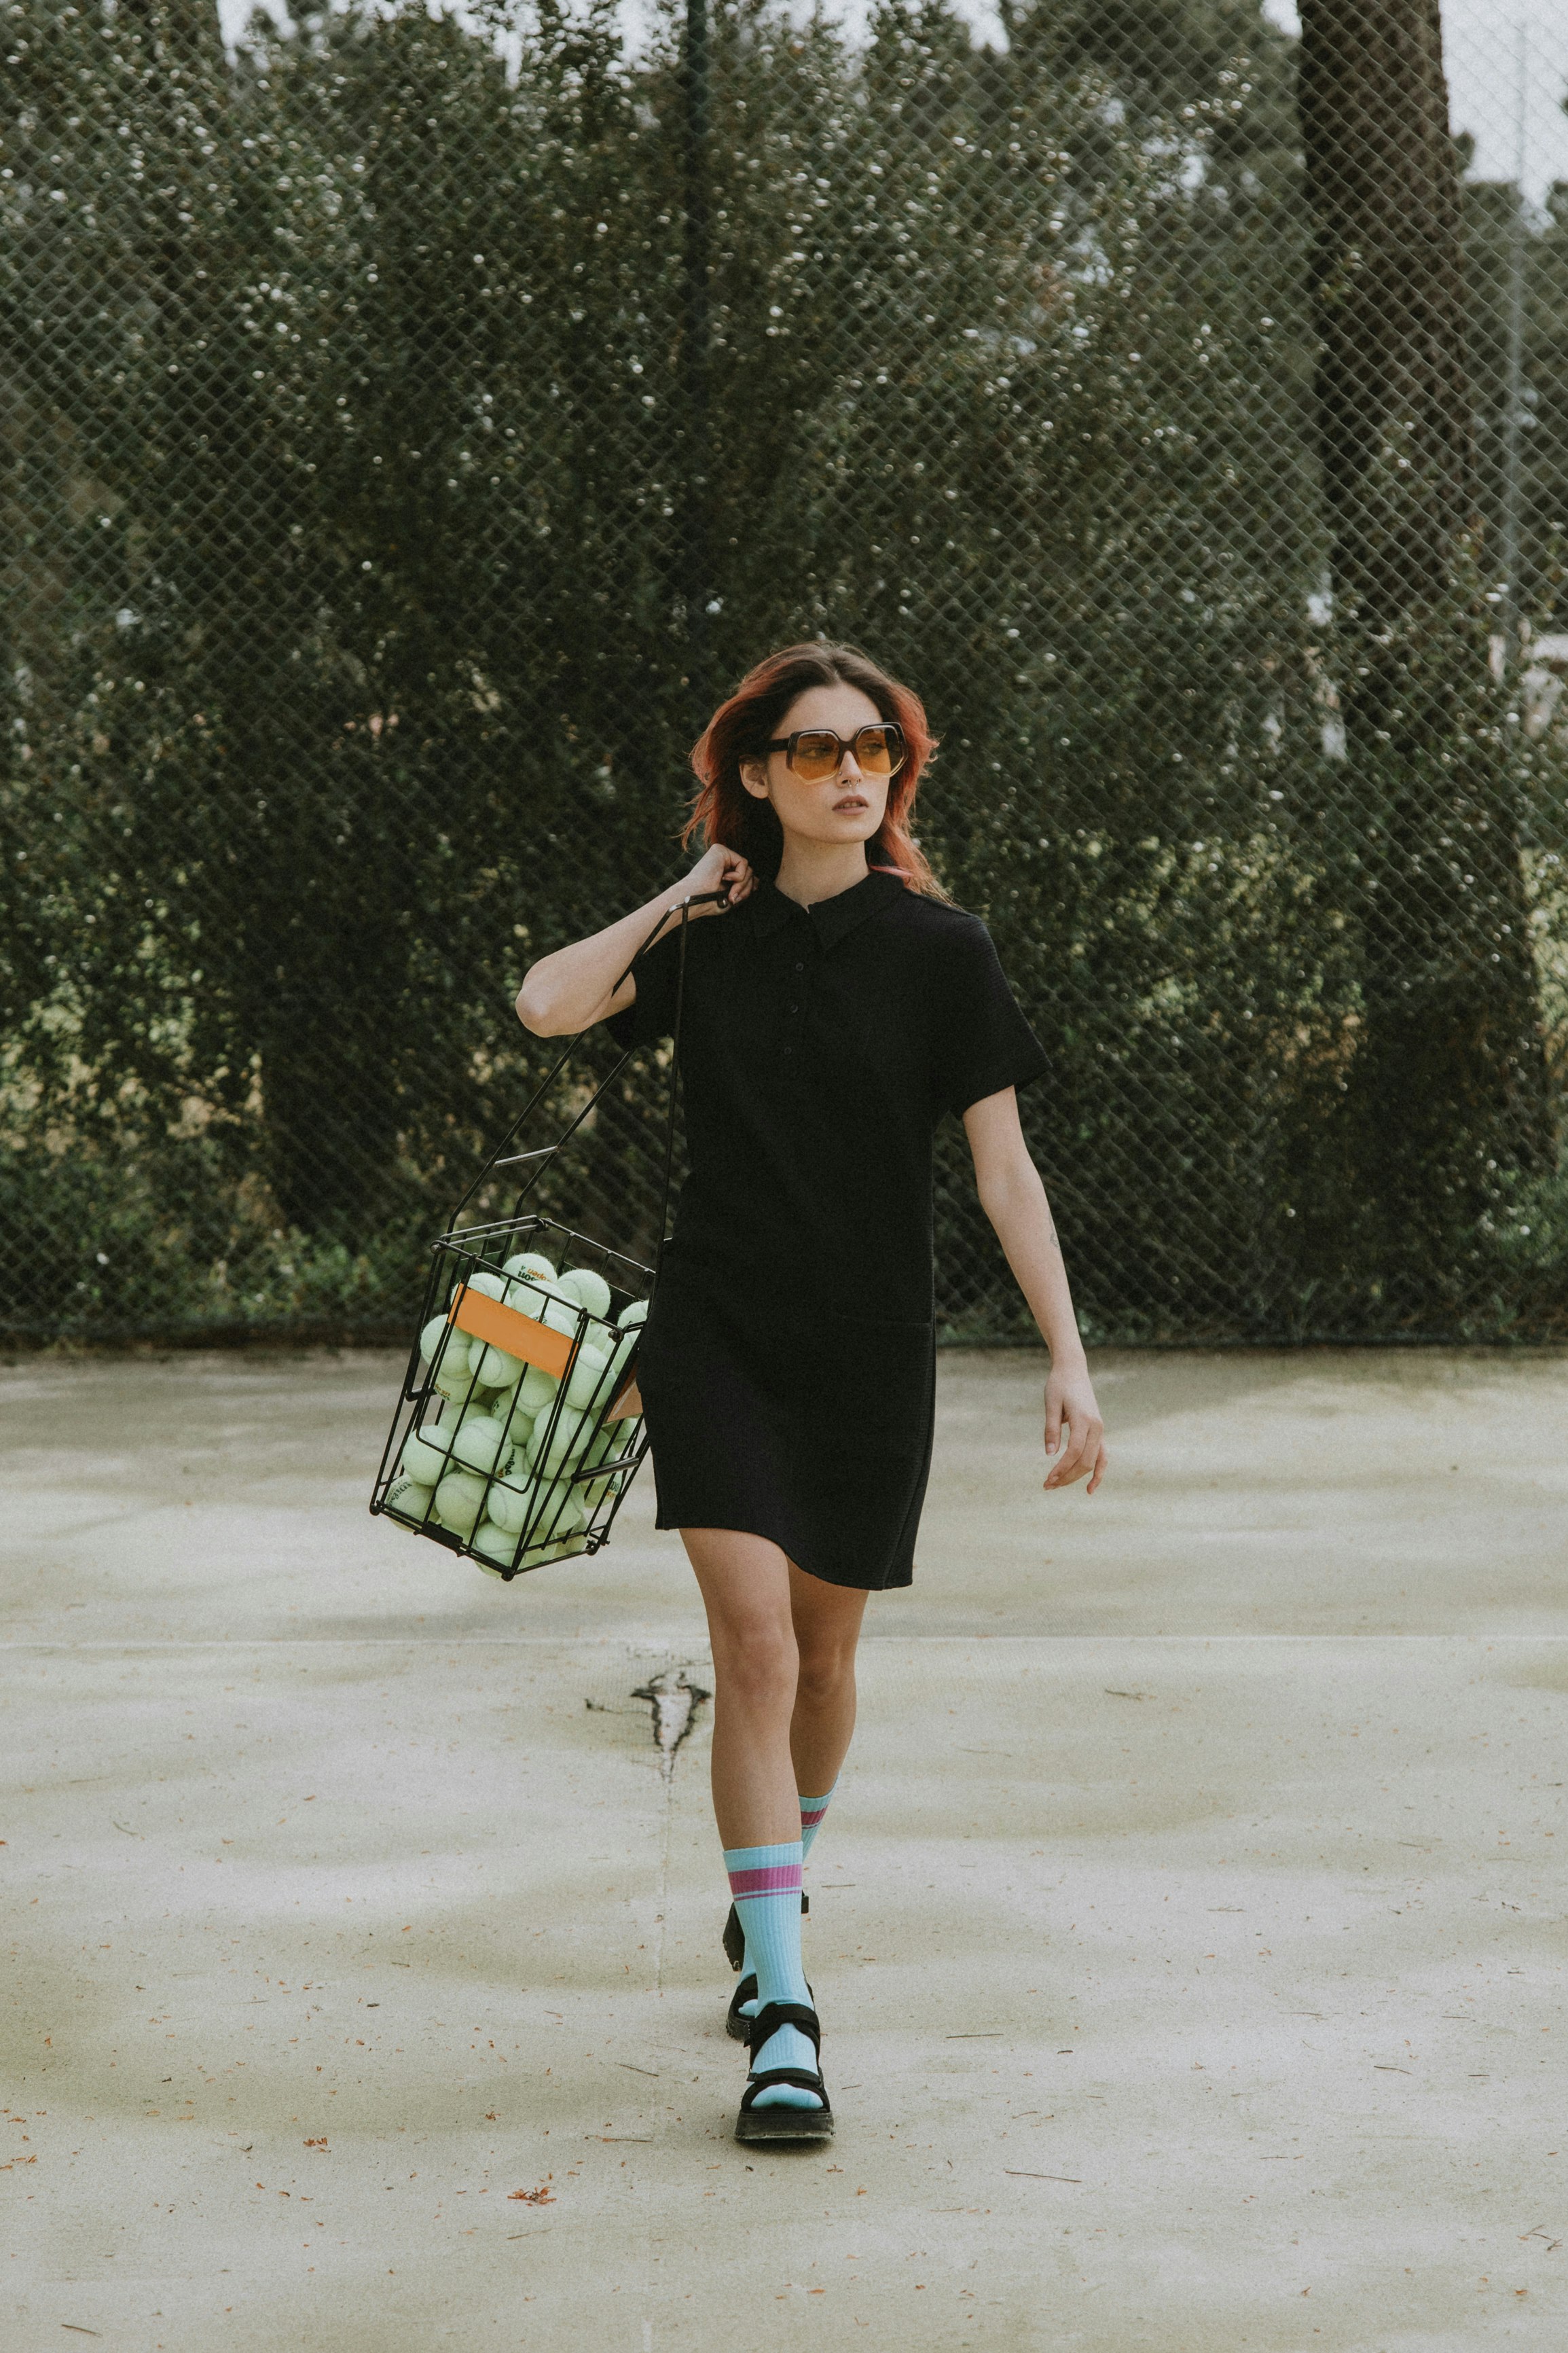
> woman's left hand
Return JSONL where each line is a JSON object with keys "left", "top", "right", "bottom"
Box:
{"left": 1043, "top": 1360, "right": 1107, "bottom": 1495}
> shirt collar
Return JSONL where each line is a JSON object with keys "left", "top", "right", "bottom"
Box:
{"left": 748, "top": 868, "right": 905, "bottom": 947}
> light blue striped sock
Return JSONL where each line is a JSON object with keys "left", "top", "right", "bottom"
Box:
{"left": 798, "top": 1780, "right": 837, "bottom": 1861}
{"left": 738, "top": 1783, "right": 837, "bottom": 2019}
{"left": 725, "top": 1841, "right": 820, "bottom": 2111}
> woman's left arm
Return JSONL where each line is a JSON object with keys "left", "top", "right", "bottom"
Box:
{"left": 962, "top": 1088, "right": 1108, "bottom": 1494}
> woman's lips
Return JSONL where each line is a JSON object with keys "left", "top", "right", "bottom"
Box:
{"left": 834, "top": 795, "right": 868, "bottom": 810}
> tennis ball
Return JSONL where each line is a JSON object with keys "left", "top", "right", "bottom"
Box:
{"left": 530, "top": 1537, "right": 586, "bottom": 1565}
{"left": 494, "top": 1393, "right": 534, "bottom": 1449}
{"left": 471, "top": 1519, "right": 519, "bottom": 1573}
{"left": 450, "top": 1415, "right": 510, "bottom": 1475}
{"left": 384, "top": 1472, "right": 436, "bottom": 1524}
{"left": 435, "top": 1469, "right": 488, "bottom": 1537}
{"left": 503, "top": 1268, "right": 563, "bottom": 1308}
{"left": 539, "top": 1297, "right": 584, "bottom": 1341}
{"left": 474, "top": 1344, "right": 524, "bottom": 1388}
{"left": 399, "top": 1426, "right": 452, "bottom": 1486}
{"left": 433, "top": 1349, "right": 486, "bottom": 1404}
{"left": 503, "top": 1251, "right": 557, "bottom": 1284}
{"left": 564, "top": 1344, "right": 611, "bottom": 1411}
{"left": 558, "top": 1267, "right": 613, "bottom": 1319}
{"left": 426, "top": 1322, "right": 469, "bottom": 1370}
{"left": 465, "top": 1268, "right": 508, "bottom": 1301}
{"left": 617, "top": 1297, "right": 649, "bottom": 1330}
{"left": 585, "top": 1422, "right": 628, "bottom": 1505}
{"left": 517, "top": 1363, "right": 559, "bottom": 1414}
{"left": 587, "top": 1420, "right": 620, "bottom": 1466}
{"left": 528, "top": 1403, "right": 591, "bottom": 1478}
{"left": 497, "top": 1421, "right": 533, "bottom": 1469}
{"left": 420, "top": 1313, "right": 454, "bottom": 1362}
{"left": 529, "top": 1476, "right": 587, "bottom": 1536}
{"left": 487, "top": 1477, "right": 536, "bottom": 1536}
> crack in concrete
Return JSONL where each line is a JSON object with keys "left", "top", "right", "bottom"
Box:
{"left": 630, "top": 1667, "right": 710, "bottom": 1776}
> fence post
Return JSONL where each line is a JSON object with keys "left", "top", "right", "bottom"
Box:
{"left": 1499, "top": 18, "right": 1529, "bottom": 675}
{"left": 681, "top": 0, "right": 712, "bottom": 719}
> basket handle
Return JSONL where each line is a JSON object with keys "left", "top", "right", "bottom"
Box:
{"left": 446, "top": 888, "right": 729, "bottom": 1276}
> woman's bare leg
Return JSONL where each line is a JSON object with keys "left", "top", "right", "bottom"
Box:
{"left": 680, "top": 1527, "right": 801, "bottom": 1848}
{"left": 682, "top": 1532, "right": 871, "bottom": 1838}
{"left": 682, "top": 1531, "right": 867, "bottom": 2116}
{"left": 788, "top": 1561, "right": 868, "bottom": 1799}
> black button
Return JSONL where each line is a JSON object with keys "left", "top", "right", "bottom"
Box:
{"left": 795, "top": 962, "right": 804, "bottom": 972}
{"left": 788, "top": 1003, "right": 799, "bottom": 1014}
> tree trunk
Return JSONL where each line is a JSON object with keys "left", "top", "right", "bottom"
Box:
{"left": 1298, "top": 0, "right": 1551, "bottom": 1324}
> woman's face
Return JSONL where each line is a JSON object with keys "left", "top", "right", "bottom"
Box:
{"left": 738, "top": 682, "right": 890, "bottom": 852}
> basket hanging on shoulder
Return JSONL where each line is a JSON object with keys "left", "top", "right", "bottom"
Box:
{"left": 369, "top": 889, "right": 721, "bottom": 1581}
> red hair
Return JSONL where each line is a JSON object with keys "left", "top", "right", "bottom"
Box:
{"left": 684, "top": 641, "right": 946, "bottom": 899}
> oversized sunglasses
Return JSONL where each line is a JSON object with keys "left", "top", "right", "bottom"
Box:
{"left": 763, "top": 722, "right": 907, "bottom": 783}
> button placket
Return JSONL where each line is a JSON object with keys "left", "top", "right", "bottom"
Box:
{"left": 782, "top": 933, "right": 811, "bottom": 1057}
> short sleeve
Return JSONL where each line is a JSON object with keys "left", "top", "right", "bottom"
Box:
{"left": 606, "top": 922, "right": 685, "bottom": 1049}
{"left": 932, "top": 920, "right": 1048, "bottom": 1117}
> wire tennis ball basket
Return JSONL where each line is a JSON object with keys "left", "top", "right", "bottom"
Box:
{"left": 369, "top": 891, "right": 718, "bottom": 1581}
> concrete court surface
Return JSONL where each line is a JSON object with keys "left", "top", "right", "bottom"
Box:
{"left": 2, "top": 1345, "right": 1565, "bottom": 2353}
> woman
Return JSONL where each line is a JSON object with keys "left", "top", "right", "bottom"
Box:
{"left": 517, "top": 643, "right": 1106, "bottom": 2146}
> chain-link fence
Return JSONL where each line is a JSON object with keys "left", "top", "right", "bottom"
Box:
{"left": 3, "top": 0, "right": 1567, "bottom": 1346}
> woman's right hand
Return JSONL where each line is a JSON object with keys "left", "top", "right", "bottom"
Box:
{"left": 518, "top": 842, "right": 754, "bottom": 1036}
{"left": 681, "top": 841, "right": 754, "bottom": 913}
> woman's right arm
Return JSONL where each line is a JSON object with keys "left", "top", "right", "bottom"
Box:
{"left": 515, "top": 842, "right": 754, "bottom": 1037}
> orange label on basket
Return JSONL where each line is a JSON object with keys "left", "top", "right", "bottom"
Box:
{"left": 606, "top": 1368, "right": 642, "bottom": 1422}
{"left": 448, "top": 1285, "right": 573, "bottom": 1378}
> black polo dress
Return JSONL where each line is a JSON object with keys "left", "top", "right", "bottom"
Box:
{"left": 608, "top": 869, "right": 1047, "bottom": 1590}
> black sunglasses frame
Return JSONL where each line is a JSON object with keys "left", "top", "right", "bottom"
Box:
{"left": 761, "top": 723, "right": 908, "bottom": 778}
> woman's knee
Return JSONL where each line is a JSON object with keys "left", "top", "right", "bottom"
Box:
{"left": 793, "top": 1639, "right": 856, "bottom": 1710}
{"left": 712, "top": 1619, "right": 799, "bottom": 1711}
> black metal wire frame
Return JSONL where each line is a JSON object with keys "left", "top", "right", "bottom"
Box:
{"left": 368, "top": 889, "right": 723, "bottom": 1582}
{"left": 369, "top": 1215, "right": 654, "bottom": 1578}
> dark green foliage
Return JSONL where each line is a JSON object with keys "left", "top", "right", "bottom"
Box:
{"left": 1, "top": 0, "right": 1563, "bottom": 1344}
{"left": 1295, "top": 0, "right": 1551, "bottom": 1326}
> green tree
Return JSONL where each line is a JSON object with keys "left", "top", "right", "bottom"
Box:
{"left": 3, "top": 0, "right": 1562, "bottom": 1343}
{"left": 1296, "top": 0, "right": 1551, "bottom": 1324}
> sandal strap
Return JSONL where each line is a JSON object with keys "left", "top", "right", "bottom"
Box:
{"left": 747, "top": 1999, "right": 820, "bottom": 2057}
{"left": 725, "top": 1893, "right": 810, "bottom": 1971}
{"left": 740, "top": 2066, "right": 831, "bottom": 2113}
{"left": 726, "top": 1975, "right": 759, "bottom": 2032}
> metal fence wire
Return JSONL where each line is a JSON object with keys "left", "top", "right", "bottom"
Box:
{"left": 4, "top": 0, "right": 1568, "bottom": 1346}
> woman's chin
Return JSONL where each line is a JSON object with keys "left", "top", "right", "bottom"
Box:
{"left": 804, "top": 817, "right": 881, "bottom": 847}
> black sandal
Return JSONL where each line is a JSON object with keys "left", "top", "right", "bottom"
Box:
{"left": 726, "top": 1974, "right": 759, "bottom": 2042}
{"left": 723, "top": 1892, "right": 806, "bottom": 1972}
{"left": 734, "top": 2000, "right": 834, "bottom": 2144}
{"left": 723, "top": 1893, "right": 809, "bottom": 2042}
{"left": 729, "top": 1958, "right": 817, "bottom": 2043}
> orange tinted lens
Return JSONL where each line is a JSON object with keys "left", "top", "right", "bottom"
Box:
{"left": 790, "top": 731, "right": 843, "bottom": 780}
{"left": 856, "top": 726, "right": 900, "bottom": 775}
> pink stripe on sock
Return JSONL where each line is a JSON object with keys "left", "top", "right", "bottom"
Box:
{"left": 729, "top": 1865, "right": 803, "bottom": 1899}
{"left": 799, "top": 1805, "right": 828, "bottom": 1827}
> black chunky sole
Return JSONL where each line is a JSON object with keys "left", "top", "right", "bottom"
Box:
{"left": 734, "top": 1998, "right": 833, "bottom": 2144}
{"left": 734, "top": 2098, "right": 835, "bottom": 2144}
